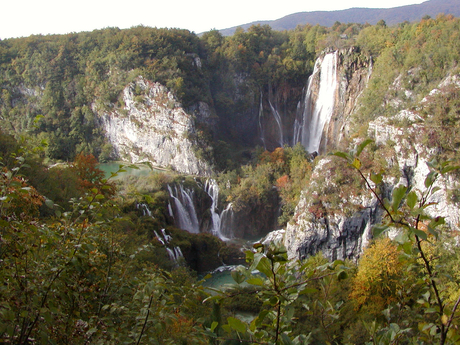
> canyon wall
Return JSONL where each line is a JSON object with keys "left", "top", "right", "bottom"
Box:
{"left": 284, "top": 73, "right": 460, "bottom": 262}
{"left": 98, "top": 76, "right": 212, "bottom": 176}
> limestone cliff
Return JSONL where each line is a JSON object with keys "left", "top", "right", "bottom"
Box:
{"left": 98, "top": 77, "right": 212, "bottom": 176}
{"left": 284, "top": 157, "right": 378, "bottom": 262}
{"left": 322, "top": 47, "right": 373, "bottom": 152}
{"left": 284, "top": 72, "right": 460, "bottom": 262}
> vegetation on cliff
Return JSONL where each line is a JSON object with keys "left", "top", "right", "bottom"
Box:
{"left": 1, "top": 14, "right": 460, "bottom": 344}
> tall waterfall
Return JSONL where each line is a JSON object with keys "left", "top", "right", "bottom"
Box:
{"left": 296, "top": 51, "right": 338, "bottom": 153}
{"left": 268, "top": 100, "right": 284, "bottom": 147}
{"left": 204, "top": 179, "right": 234, "bottom": 241}
{"left": 167, "top": 184, "right": 200, "bottom": 234}
{"left": 258, "top": 93, "right": 266, "bottom": 149}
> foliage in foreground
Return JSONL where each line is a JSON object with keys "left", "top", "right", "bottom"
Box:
{"left": 1, "top": 138, "right": 460, "bottom": 344}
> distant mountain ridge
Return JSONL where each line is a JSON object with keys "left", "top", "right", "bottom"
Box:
{"left": 219, "top": 0, "right": 460, "bottom": 35}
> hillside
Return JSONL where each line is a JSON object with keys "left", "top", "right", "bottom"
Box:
{"left": 1, "top": 13, "right": 460, "bottom": 344}
{"left": 219, "top": 0, "right": 460, "bottom": 35}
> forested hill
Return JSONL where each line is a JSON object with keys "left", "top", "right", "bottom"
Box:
{"left": 219, "top": 0, "right": 460, "bottom": 36}
{"left": 2, "top": 11, "right": 460, "bottom": 345}
{"left": 1, "top": 14, "right": 460, "bottom": 169}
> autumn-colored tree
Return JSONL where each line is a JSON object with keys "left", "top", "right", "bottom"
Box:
{"left": 350, "top": 237, "right": 406, "bottom": 316}
{"left": 71, "top": 153, "right": 115, "bottom": 197}
{"left": 0, "top": 162, "right": 44, "bottom": 219}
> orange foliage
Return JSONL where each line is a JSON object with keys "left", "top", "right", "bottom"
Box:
{"left": 276, "top": 174, "right": 290, "bottom": 189}
{"left": 260, "top": 147, "right": 286, "bottom": 165}
{"left": 0, "top": 167, "right": 44, "bottom": 217}
{"left": 71, "top": 154, "right": 114, "bottom": 197}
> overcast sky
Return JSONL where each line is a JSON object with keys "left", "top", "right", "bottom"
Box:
{"left": 2, "top": 0, "right": 427, "bottom": 39}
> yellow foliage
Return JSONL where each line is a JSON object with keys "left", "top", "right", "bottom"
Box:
{"left": 350, "top": 237, "right": 405, "bottom": 314}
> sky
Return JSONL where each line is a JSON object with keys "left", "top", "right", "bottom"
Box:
{"left": 1, "top": 0, "right": 427, "bottom": 39}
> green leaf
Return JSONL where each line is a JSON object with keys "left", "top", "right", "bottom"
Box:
{"left": 331, "top": 151, "right": 350, "bottom": 161}
{"left": 210, "top": 321, "right": 219, "bottom": 332}
{"left": 372, "top": 224, "right": 388, "bottom": 237}
{"left": 231, "top": 269, "right": 246, "bottom": 284}
{"left": 441, "top": 165, "right": 460, "bottom": 174}
{"left": 337, "top": 270, "right": 348, "bottom": 280}
{"left": 45, "top": 199, "right": 54, "bottom": 209}
{"left": 411, "top": 227, "right": 428, "bottom": 240}
{"left": 256, "top": 256, "right": 273, "bottom": 277}
{"left": 370, "top": 171, "right": 383, "bottom": 184}
{"left": 356, "top": 139, "right": 373, "bottom": 156}
{"left": 429, "top": 216, "right": 445, "bottom": 228}
{"left": 406, "top": 191, "right": 418, "bottom": 209}
{"left": 247, "top": 277, "right": 264, "bottom": 286}
{"left": 424, "top": 171, "right": 437, "bottom": 188}
{"left": 391, "top": 185, "right": 407, "bottom": 212}
{"left": 227, "top": 316, "right": 246, "bottom": 333}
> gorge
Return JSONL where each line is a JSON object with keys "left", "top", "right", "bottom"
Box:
{"left": 2, "top": 18, "right": 460, "bottom": 343}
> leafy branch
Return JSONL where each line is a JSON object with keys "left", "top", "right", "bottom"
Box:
{"left": 332, "top": 139, "right": 460, "bottom": 344}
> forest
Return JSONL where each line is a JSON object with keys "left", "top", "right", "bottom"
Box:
{"left": 1, "top": 14, "right": 460, "bottom": 344}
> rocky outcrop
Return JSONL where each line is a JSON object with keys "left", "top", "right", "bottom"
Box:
{"left": 284, "top": 157, "right": 377, "bottom": 262}
{"left": 322, "top": 47, "right": 373, "bottom": 152}
{"left": 284, "top": 74, "right": 460, "bottom": 262}
{"left": 98, "top": 77, "right": 212, "bottom": 176}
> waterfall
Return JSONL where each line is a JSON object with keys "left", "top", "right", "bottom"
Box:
{"left": 258, "top": 92, "right": 266, "bottom": 149}
{"left": 204, "top": 179, "right": 233, "bottom": 241}
{"left": 292, "top": 89, "right": 305, "bottom": 145}
{"left": 167, "top": 180, "right": 236, "bottom": 240}
{"left": 296, "top": 51, "right": 338, "bottom": 153}
{"left": 166, "top": 247, "right": 184, "bottom": 263}
{"left": 155, "top": 228, "right": 184, "bottom": 264}
{"left": 137, "top": 203, "right": 153, "bottom": 218}
{"left": 167, "top": 184, "right": 200, "bottom": 234}
{"left": 219, "top": 203, "right": 234, "bottom": 239}
{"left": 268, "top": 99, "right": 284, "bottom": 147}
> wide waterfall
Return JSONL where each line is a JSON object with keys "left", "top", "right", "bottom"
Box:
{"left": 296, "top": 51, "right": 338, "bottom": 153}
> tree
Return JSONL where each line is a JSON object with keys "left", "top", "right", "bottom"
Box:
{"left": 71, "top": 153, "right": 115, "bottom": 197}
{"left": 333, "top": 139, "right": 460, "bottom": 344}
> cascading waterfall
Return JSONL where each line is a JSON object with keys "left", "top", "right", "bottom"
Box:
{"left": 167, "top": 180, "right": 235, "bottom": 240}
{"left": 155, "top": 228, "right": 184, "bottom": 264}
{"left": 296, "top": 51, "right": 338, "bottom": 153}
{"left": 219, "top": 203, "right": 234, "bottom": 238}
{"left": 137, "top": 203, "right": 153, "bottom": 218}
{"left": 167, "top": 184, "right": 200, "bottom": 233}
{"left": 268, "top": 99, "right": 284, "bottom": 147}
{"left": 258, "top": 92, "right": 266, "bottom": 149}
{"left": 204, "top": 179, "right": 234, "bottom": 241}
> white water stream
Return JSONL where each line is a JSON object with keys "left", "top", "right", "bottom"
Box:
{"left": 167, "top": 179, "right": 235, "bottom": 241}
{"left": 297, "top": 51, "right": 338, "bottom": 153}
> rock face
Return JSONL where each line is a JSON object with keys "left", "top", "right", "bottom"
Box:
{"left": 284, "top": 157, "right": 378, "bottom": 262}
{"left": 98, "top": 77, "right": 212, "bottom": 176}
{"left": 322, "top": 47, "right": 373, "bottom": 151}
{"left": 284, "top": 74, "right": 460, "bottom": 262}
